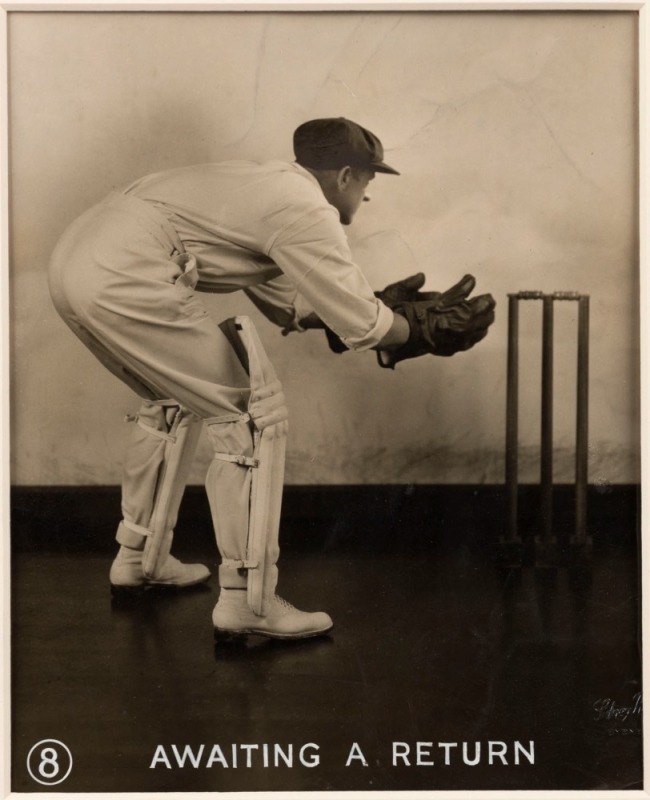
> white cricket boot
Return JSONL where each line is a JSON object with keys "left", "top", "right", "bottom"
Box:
{"left": 110, "top": 546, "right": 211, "bottom": 591}
{"left": 213, "top": 588, "right": 333, "bottom": 640}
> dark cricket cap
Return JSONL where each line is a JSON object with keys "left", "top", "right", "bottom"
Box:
{"left": 293, "top": 117, "right": 400, "bottom": 175}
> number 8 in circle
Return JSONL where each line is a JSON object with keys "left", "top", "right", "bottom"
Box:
{"left": 27, "top": 740, "right": 73, "bottom": 786}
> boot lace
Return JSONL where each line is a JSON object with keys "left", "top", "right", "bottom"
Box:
{"left": 274, "top": 595, "right": 299, "bottom": 612}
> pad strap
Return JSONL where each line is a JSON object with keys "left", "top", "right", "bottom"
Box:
{"left": 213, "top": 453, "right": 260, "bottom": 468}
{"left": 205, "top": 412, "right": 251, "bottom": 425}
{"left": 117, "top": 518, "right": 168, "bottom": 548}
{"left": 121, "top": 518, "right": 173, "bottom": 539}
{"left": 124, "top": 414, "right": 176, "bottom": 443}
{"left": 221, "top": 557, "right": 259, "bottom": 570}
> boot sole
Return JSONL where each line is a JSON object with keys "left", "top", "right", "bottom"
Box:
{"left": 214, "top": 624, "right": 333, "bottom": 642}
{"left": 110, "top": 576, "right": 209, "bottom": 598}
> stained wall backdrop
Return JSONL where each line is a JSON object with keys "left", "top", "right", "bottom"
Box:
{"left": 9, "top": 10, "right": 639, "bottom": 485}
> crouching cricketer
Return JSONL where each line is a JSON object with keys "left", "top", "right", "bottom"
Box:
{"left": 48, "top": 117, "right": 496, "bottom": 641}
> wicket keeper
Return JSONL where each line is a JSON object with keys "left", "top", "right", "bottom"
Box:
{"left": 48, "top": 117, "right": 496, "bottom": 640}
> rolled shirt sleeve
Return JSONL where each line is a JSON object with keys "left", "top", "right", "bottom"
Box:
{"left": 266, "top": 205, "right": 394, "bottom": 350}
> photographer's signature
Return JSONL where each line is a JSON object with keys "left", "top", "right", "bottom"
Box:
{"left": 593, "top": 692, "right": 642, "bottom": 737}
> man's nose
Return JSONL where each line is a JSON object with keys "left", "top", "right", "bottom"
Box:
{"left": 363, "top": 194, "right": 371, "bottom": 202}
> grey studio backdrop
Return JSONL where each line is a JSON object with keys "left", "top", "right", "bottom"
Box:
{"left": 9, "top": 10, "right": 639, "bottom": 492}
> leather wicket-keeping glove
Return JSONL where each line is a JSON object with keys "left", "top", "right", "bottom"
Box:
{"left": 324, "top": 272, "right": 442, "bottom": 354}
{"left": 374, "top": 272, "right": 443, "bottom": 305}
{"left": 377, "top": 274, "right": 496, "bottom": 369}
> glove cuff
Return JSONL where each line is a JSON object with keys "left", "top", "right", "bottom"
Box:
{"left": 324, "top": 326, "right": 348, "bottom": 354}
{"left": 376, "top": 303, "right": 429, "bottom": 369}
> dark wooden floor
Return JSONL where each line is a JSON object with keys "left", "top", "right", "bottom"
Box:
{"left": 12, "top": 536, "right": 642, "bottom": 792}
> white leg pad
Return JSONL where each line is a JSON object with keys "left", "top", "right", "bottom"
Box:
{"left": 115, "top": 399, "right": 203, "bottom": 579}
{"left": 205, "top": 417, "right": 256, "bottom": 592}
{"left": 205, "top": 316, "right": 288, "bottom": 616}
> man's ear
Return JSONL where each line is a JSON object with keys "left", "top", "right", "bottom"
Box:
{"left": 336, "top": 166, "right": 354, "bottom": 191}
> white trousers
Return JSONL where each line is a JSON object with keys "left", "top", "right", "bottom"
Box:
{"left": 48, "top": 192, "right": 282, "bottom": 599}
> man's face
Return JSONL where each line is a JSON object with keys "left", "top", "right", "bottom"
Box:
{"left": 333, "top": 168, "right": 375, "bottom": 225}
